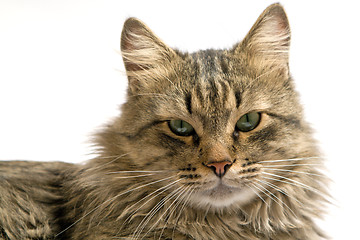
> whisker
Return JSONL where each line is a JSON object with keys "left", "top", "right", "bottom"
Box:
{"left": 129, "top": 93, "right": 177, "bottom": 100}
{"left": 261, "top": 175, "right": 326, "bottom": 198}
{"left": 252, "top": 181, "right": 297, "bottom": 217}
{"left": 96, "top": 154, "right": 130, "bottom": 159}
{"left": 255, "top": 179, "right": 304, "bottom": 207}
{"left": 83, "top": 153, "right": 131, "bottom": 172}
{"left": 149, "top": 186, "right": 186, "bottom": 237}
{"left": 55, "top": 175, "right": 176, "bottom": 238}
{"left": 132, "top": 186, "right": 175, "bottom": 238}
{"left": 114, "top": 174, "right": 155, "bottom": 179}
{"left": 120, "top": 178, "right": 183, "bottom": 227}
{"left": 133, "top": 186, "right": 184, "bottom": 239}
{"left": 154, "top": 186, "right": 190, "bottom": 240}
{"left": 257, "top": 156, "right": 321, "bottom": 164}
{"left": 157, "top": 185, "right": 192, "bottom": 239}
{"left": 260, "top": 164, "right": 321, "bottom": 168}
{"left": 171, "top": 186, "right": 195, "bottom": 239}
{"left": 245, "top": 183, "right": 269, "bottom": 207}
{"left": 249, "top": 183, "right": 269, "bottom": 202}
{"left": 262, "top": 172, "right": 318, "bottom": 192}
{"left": 261, "top": 168, "right": 324, "bottom": 177}
{"left": 106, "top": 170, "right": 174, "bottom": 174}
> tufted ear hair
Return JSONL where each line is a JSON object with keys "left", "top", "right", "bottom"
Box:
{"left": 121, "top": 18, "right": 178, "bottom": 93}
{"left": 233, "top": 3, "right": 291, "bottom": 70}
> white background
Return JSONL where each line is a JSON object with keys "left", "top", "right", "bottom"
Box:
{"left": 0, "top": 0, "right": 359, "bottom": 239}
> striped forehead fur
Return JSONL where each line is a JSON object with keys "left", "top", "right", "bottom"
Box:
{"left": 189, "top": 50, "right": 235, "bottom": 113}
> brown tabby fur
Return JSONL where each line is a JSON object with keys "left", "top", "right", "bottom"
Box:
{"left": 0, "top": 4, "right": 329, "bottom": 240}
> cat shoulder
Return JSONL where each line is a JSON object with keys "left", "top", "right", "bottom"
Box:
{"left": 0, "top": 161, "right": 73, "bottom": 240}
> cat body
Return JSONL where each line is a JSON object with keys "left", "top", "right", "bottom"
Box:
{"left": 0, "top": 4, "right": 328, "bottom": 240}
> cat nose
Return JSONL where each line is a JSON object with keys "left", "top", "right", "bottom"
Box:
{"left": 205, "top": 161, "right": 233, "bottom": 178}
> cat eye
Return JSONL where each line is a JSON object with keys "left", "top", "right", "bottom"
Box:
{"left": 236, "top": 112, "right": 261, "bottom": 132}
{"left": 168, "top": 120, "right": 194, "bottom": 136}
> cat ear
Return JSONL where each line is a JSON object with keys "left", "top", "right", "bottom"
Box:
{"left": 121, "top": 18, "right": 178, "bottom": 93}
{"left": 234, "top": 3, "right": 290, "bottom": 69}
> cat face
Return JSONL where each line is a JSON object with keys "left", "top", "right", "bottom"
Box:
{"left": 109, "top": 4, "right": 319, "bottom": 210}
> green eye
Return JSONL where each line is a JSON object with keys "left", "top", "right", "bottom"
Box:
{"left": 236, "top": 112, "right": 261, "bottom": 132}
{"left": 168, "top": 120, "right": 194, "bottom": 136}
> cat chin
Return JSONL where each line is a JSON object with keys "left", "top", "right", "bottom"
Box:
{"left": 189, "top": 183, "right": 257, "bottom": 210}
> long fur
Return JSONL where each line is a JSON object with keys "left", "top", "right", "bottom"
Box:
{"left": 0, "top": 4, "right": 329, "bottom": 240}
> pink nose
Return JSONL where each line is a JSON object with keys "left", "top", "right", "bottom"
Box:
{"left": 205, "top": 161, "right": 232, "bottom": 178}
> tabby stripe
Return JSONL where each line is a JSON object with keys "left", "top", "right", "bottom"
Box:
{"left": 120, "top": 120, "right": 163, "bottom": 139}
{"left": 159, "top": 133, "right": 187, "bottom": 147}
{"left": 185, "top": 93, "right": 192, "bottom": 114}
{"left": 248, "top": 124, "right": 278, "bottom": 143}
{"left": 219, "top": 56, "right": 229, "bottom": 74}
{"left": 208, "top": 80, "right": 219, "bottom": 103}
{"left": 267, "top": 112, "right": 302, "bottom": 128}
{"left": 235, "top": 90, "right": 241, "bottom": 108}
{"left": 195, "top": 84, "right": 204, "bottom": 103}
{"left": 220, "top": 81, "right": 229, "bottom": 106}
{"left": 142, "top": 151, "right": 175, "bottom": 167}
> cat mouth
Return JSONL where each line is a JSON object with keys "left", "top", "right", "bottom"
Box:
{"left": 189, "top": 180, "right": 256, "bottom": 208}
{"left": 203, "top": 181, "right": 239, "bottom": 196}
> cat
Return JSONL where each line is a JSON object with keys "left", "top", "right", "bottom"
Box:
{"left": 0, "top": 3, "right": 329, "bottom": 240}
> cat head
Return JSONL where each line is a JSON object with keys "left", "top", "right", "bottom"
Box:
{"left": 99, "top": 3, "right": 320, "bottom": 211}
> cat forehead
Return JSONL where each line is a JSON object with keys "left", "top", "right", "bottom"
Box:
{"left": 154, "top": 51, "right": 242, "bottom": 123}
{"left": 154, "top": 49, "right": 275, "bottom": 120}
{"left": 178, "top": 49, "right": 237, "bottom": 99}
{"left": 188, "top": 49, "right": 231, "bottom": 80}
{"left": 172, "top": 50, "right": 233, "bottom": 110}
